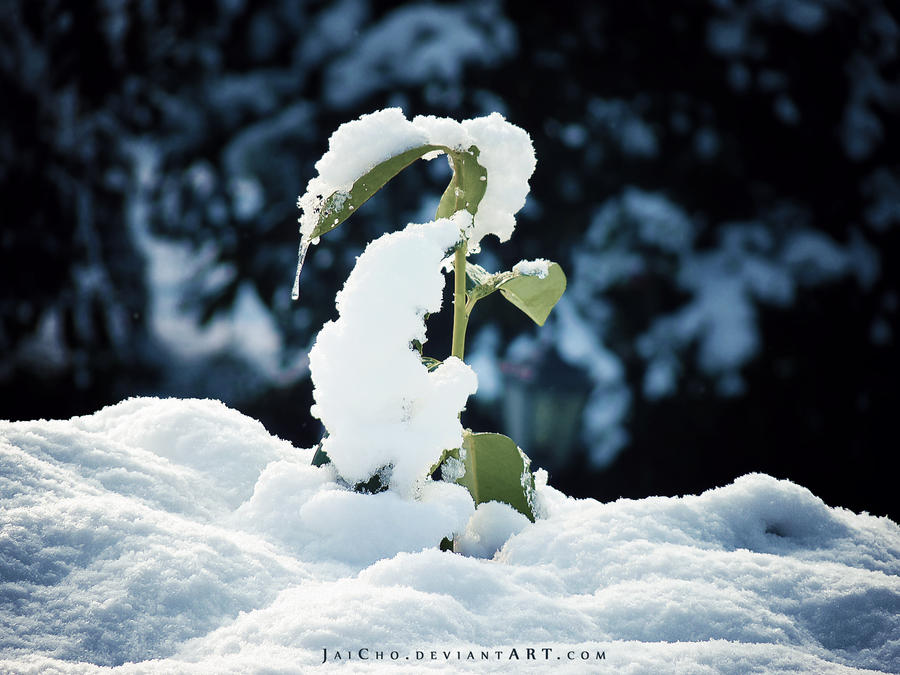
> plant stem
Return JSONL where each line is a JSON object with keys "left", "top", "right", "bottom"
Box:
{"left": 449, "top": 223, "right": 468, "bottom": 557}
{"left": 435, "top": 150, "right": 471, "bottom": 363}
{"left": 440, "top": 153, "right": 472, "bottom": 554}
{"left": 451, "top": 239, "right": 468, "bottom": 360}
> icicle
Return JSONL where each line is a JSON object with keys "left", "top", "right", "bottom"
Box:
{"left": 291, "top": 237, "right": 311, "bottom": 301}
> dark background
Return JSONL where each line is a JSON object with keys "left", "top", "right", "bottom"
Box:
{"left": 2, "top": 0, "right": 898, "bottom": 520}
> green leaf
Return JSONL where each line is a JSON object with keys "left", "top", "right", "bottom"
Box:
{"left": 500, "top": 262, "right": 566, "bottom": 326}
{"left": 456, "top": 431, "right": 535, "bottom": 522}
{"left": 456, "top": 147, "right": 488, "bottom": 214}
{"left": 312, "top": 144, "right": 443, "bottom": 239}
{"left": 311, "top": 444, "right": 330, "bottom": 467}
{"left": 435, "top": 146, "right": 488, "bottom": 219}
{"left": 420, "top": 356, "right": 442, "bottom": 372}
{"left": 465, "top": 261, "right": 567, "bottom": 326}
{"left": 312, "top": 145, "right": 487, "bottom": 240}
{"left": 464, "top": 262, "right": 495, "bottom": 292}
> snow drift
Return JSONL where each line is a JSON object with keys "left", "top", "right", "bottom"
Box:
{"left": 1, "top": 397, "right": 898, "bottom": 673}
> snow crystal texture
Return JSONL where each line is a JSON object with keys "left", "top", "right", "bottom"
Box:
{"left": 2, "top": 398, "right": 899, "bottom": 673}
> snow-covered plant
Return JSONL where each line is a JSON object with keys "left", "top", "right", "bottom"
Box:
{"left": 294, "top": 109, "right": 565, "bottom": 532}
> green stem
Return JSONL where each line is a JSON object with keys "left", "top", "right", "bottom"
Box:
{"left": 438, "top": 153, "right": 473, "bottom": 555}
{"left": 451, "top": 240, "right": 468, "bottom": 360}
{"left": 435, "top": 150, "right": 472, "bottom": 363}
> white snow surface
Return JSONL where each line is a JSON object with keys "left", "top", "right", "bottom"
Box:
{"left": 297, "top": 109, "right": 535, "bottom": 252}
{"left": 308, "top": 217, "right": 477, "bottom": 497}
{"left": 2, "top": 398, "right": 899, "bottom": 673}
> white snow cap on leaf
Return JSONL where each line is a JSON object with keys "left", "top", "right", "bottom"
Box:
{"left": 297, "top": 108, "right": 427, "bottom": 239}
{"left": 512, "top": 258, "right": 551, "bottom": 278}
{"left": 412, "top": 113, "right": 472, "bottom": 150}
{"left": 308, "top": 217, "right": 478, "bottom": 497}
{"left": 460, "top": 112, "right": 536, "bottom": 250}
{"left": 297, "top": 109, "right": 536, "bottom": 251}
{"left": 315, "top": 109, "right": 426, "bottom": 188}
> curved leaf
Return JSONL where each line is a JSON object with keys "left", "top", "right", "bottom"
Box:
{"left": 500, "top": 262, "right": 567, "bottom": 326}
{"left": 466, "top": 261, "right": 567, "bottom": 326}
{"left": 311, "top": 144, "right": 443, "bottom": 239}
{"left": 312, "top": 145, "right": 488, "bottom": 240}
{"left": 311, "top": 444, "right": 330, "bottom": 467}
{"left": 420, "top": 355, "right": 443, "bottom": 372}
{"left": 456, "top": 431, "right": 535, "bottom": 521}
{"left": 435, "top": 146, "right": 488, "bottom": 219}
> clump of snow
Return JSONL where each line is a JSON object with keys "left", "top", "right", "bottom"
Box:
{"left": 412, "top": 113, "right": 473, "bottom": 151}
{"left": 297, "top": 109, "right": 535, "bottom": 252}
{"left": 512, "top": 258, "right": 550, "bottom": 279}
{"left": 456, "top": 501, "right": 531, "bottom": 558}
{"left": 307, "top": 216, "right": 477, "bottom": 497}
{"left": 305, "top": 108, "right": 428, "bottom": 203}
{"left": 3, "top": 399, "right": 900, "bottom": 672}
{"left": 460, "top": 112, "right": 536, "bottom": 250}
{"left": 233, "top": 466, "right": 472, "bottom": 565}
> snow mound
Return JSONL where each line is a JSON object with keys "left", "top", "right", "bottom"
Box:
{"left": 2, "top": 398, "right": 899, "bottom": 673}
{"left": 307, "top": 218, "right": 478, "bottom": 497}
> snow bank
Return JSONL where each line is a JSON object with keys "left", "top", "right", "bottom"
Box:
{"left": 2, "top": 398, "right": 899, "bottom": 673}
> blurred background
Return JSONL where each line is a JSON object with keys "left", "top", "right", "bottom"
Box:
{"left": 2, "top": 0, "right": 898, "bottom": 520}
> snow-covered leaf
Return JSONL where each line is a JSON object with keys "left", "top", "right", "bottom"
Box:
{"left": 311, "top": 144, "right": 442, "bottom": 239}
{"left": 311, "top": 144, "right": 487, "bottom": 240}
